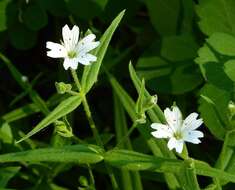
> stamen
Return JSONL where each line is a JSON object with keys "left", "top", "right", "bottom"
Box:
{"left": 68, "top": 51, "right": 77, "bottom": 58}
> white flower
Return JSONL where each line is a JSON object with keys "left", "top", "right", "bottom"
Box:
{"left": 46, "top": 25, "right": 100, "bottom": 70}
{"left": 150, "top": 106, "right": 203, "bottom": 153}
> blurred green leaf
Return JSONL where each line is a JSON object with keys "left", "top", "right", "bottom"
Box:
{"left": 137, "top": 34, "right": 202, "bottom": 94}
{"left": 0, "top": 0, "right": 10, "bottom": 31}
{"left": 224, "top": 60, "right": 235, "bottom": 82}
{"left": 39, "top": 0, "right": 68, "bottom": 17}
{"left": 199, "top": 84, "right": 229, "bottom": 140}
{"left": 196, "top": 33, "right": 235, "bottom": 90}
{"left": 196, "top": 0, "right": 235, "bottom": 36}
{"left": 196, "top": 32, "right": 235, "bottom": 188}
{"left": 0, "top": 145, "right": 103, "bottom": 164}
{"left": 22, "top": 3, "right": 48, "bottom": 31}
{"left": 9, "top": 23, "right": 37, "bottom": 50}
{"left": 66, "top": 0, "right": 103, "bottom": 19}
{"left": 16, "top": 95, "right": 82, "bottom": 143}
{"left": 103, "top": 0, "right": 139, "bottom": 22}
{"left": 145, "top": 0, "right": 180, "bottom": 35}
{"left": 0, "top": 166, "right": 20, "bottom": 187}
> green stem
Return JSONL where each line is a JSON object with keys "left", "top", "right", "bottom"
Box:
{"left": 70, "top": 69, "right": 103, "bottom": 146}
{"left": 70, "top": 69, "right": 119, "bottom": 190}
{"left": 87, "top": 164, "right": 96, "bottom": 189}
{"left": 115, "top": 122, "right": 137, "bottom": 148}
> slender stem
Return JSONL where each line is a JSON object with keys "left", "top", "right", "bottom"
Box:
{"left": 70, "top": 69, "right": 103, "bottom": 147}
{"left": 67, "top": 90, "right": 80, "bottom": 96}
{"left": 70, "top": 69, "right": 82, "bottom": 91}
{"left": 82, "top": 96, "right": 104, "bottom": 147}
{"left": 115, "top": 122, "right": 137, "bottom": 148}
{"left": 70, "top": 69, "right": 119, "bottom": 190}
{"left": 87, "top": 164, "right": 96, "bottom": 189}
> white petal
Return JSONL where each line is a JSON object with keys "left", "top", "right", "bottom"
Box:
{"left": 63, "top": 58, "right": 79, "bottom": 70}
{"left": 183, "top": 112, "right": 203, "bottom": 130}
{"left": 85, "top": 53, "right": 97, "bottom": 62}
{"left": 80, "top": 34, "right": 96, "bottom": 43}
{"left": 46, "top": 41, "right": 67, "bottom": 58}
{"left": 167, "top": 137, "right": 184, "bottom": 153}
{"left": 164, "top": 106, "right": 182, "bottom": 132}
{"left": 77, "top": 54, "right": 97, "bottom": 65}
{"left": 151, "top": 123, "right": 172, "bottom": 138}
{"left": 183, "top": 130, "right": 204, "bottom": 144}
{"left": 172, "top": 106, "right": 182, "bottom": 126}
{"left": 78, "top": 41, "right": 100, "bottom": 55}
{"left": 77, "top": 57, "right": 90, "bottom": 65}
{"left": 62, "top": 25, "right": 79, "bottom": 50}
{"left": 175, "top": 140, "right": 184, "bottom": 153}
{"left": 77, "top": 33, "right": 99, "bottom": 53}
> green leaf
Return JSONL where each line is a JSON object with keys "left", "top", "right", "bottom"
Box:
{"left": 194, "top": 160, "right": 235, "bottom": 183}
{"left": 81, "top": 10, "right": 125, "bottom": 93}
{"left": 0, "top": 0, "right": 10, "bottom": 31}
{"left": 196, "top": 0, "right": 235, "bottom": 36}
{"left": 129, "top": 63, "right": 165, "bottom": 123}
{"left": 1, "top": 94, "right": 68, "bottom": 123}
{"left": 145, "top": 0, "right": 180, "bottom": 35}
{"left": 16, "top": 95, "right": 82, "bottom": 143}
{"left": 113, "top": 94, "right": 142, "bottom": 190}
{"left": 0, "top": 167, "right": 20, "bottom": 187}
{"left": 205, "top": 33, "right": 235, "bottom": 56}
{"left": 0, "top": 145, "right": 103, "bottom": 164}
{"left": 137, "top": 34, "right": 202, "bottom": 94}
{"left": 179, "top": 159, "right": 200, "bottom": 190}
{"left": 105, "top": 149, "right": 182, "bottom": 172}
{"left": 198, "top": 84, "right": 229, "bottom": 140}
{"left": 22, "top": 3, "right": 48, "bottom": 31}
{"left": 105, "top": 149, "right": 235, "bottom": 183}
{"left": 224, "top": 60, "right": 235, "bottom": 82}
{"left": 0, "top": 123, "right": 13, "bottom": 144}
{"left": 109, "top": 74, "right": 137, "bottom": 121}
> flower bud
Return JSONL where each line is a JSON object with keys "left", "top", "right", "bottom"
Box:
{"left": 55, "top": 82, "right": 72, "bottom": 94}
{"left": 55, "top": 120, "right": 73, "bottom": 138}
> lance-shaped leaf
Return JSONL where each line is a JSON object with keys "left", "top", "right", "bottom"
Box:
{"left": 16, "top": 95, "right": 82, "bottom": 143}
{"left": 81, "top": 10, "right": 125, "bottom": 93}
{"left": 105, "top": 149, "right": 235, "bottom": 183}
{"left": 0, "top": 145, "right": 103, "bottom": 164}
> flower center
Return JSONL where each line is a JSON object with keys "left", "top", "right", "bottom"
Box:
{"left": 174, "top": 131, "right": 182, "bottom": 140}
{"left": 68, "top": 51, "right": 77, "bottom": 58}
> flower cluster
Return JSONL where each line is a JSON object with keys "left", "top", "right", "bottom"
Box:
{"left": 46, "top": 25, "right": 100, "bottom": 70}
{"left": 151, "top": 106, "right": 203, "bottom": 153}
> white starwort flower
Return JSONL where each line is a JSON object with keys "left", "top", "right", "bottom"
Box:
{"left": 150, "top": 106, "right": 203, "bottom": 153}
{"left": 46, "top": 25, "right": 100, "bottom": 70}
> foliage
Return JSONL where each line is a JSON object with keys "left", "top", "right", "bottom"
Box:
{"left": 0, "top": 0, "right": 235, "bottom": 189}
